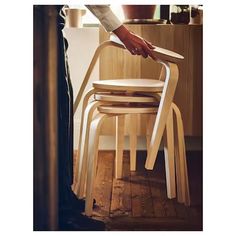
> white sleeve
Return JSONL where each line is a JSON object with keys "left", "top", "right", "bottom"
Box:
{"left": 85, "top": 5, "right": 122, "bottom": 32}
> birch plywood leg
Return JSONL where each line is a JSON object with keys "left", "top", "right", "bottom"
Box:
{"left": 180, "top": 121, "right": 190, "bottom": 206}
{"left": 163, "top": 108, "right": 176, "bottom": 199}
{"left": 173, "top": 106, "right": 184, "bottom": 203}
{"left": 73, "top": 88, "right": 97, "bottom": 193}
{"left": 85, "top": 113, "right": 108, "bottom": 216}
{"left": 115, "top": 115, "right": 125, "bottom": 179}
{"left": 172, "top": 103, "right": 190, "bottom": 206}
{"left": 76, "top": 101, "right": 101, "bottom": 198}
{"left": 146, "top": 114, "right": 155, "bottom": 155}
{"left": 130, "top": 114, "right": 137, "bottom": 171}
{"left": 145, "top": 62, "right": 179, "bottom": 170}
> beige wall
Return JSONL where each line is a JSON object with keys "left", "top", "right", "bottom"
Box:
{"left": 64, "top": 28, "right": 99, "bottom": 150}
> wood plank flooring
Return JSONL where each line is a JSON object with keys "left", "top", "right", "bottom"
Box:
{"left": 75, "top": 150, "right": 202, "bottom": 231}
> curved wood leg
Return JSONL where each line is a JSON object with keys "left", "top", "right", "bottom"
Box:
{"left": 85, "top": 113, "right": 108, "bottom": 216}
{"left": 172, "top": 104, "right": 184, "bottom": 203}
{"left": 115, "top": 115, "right": 125, "bottom": 179}
{"left": 76, "top": 100, "right": 101, "bottom": 198}
{"left": 163, "top": 108, "right": 176, "bottom": 199}
{"left": 130, "top": 114, "right": 137, "bottom": 171}
{"left": 73, "top": 88, "right": 97, "bottom": 193}
{"left": 172, "top": 103, "right": 190, "bottom": 206}
{"left": 146, "top": 114, "right": 155, "bottom": 155}
{"left": 145, "top": 63, "right": 178, "bottom": 170}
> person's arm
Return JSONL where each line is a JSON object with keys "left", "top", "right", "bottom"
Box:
{"left": 112, "top": 25, "right": 156, "bottom": 60}
{"left": 85, "top": 5, "right": 157, "bottom": 60}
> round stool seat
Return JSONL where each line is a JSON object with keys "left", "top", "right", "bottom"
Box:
{"left": 93, "top": 79, "right": 164, "bottom": 92}
{"left": 94, "top": 92, "right": 158, "bottom": 103}
{"left": 97, "top": 104, "right": 158, "bottom": 114}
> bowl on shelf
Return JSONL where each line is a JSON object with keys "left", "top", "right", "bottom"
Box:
{"left": 122, "top": 5, "right": 157, "bottom": 20}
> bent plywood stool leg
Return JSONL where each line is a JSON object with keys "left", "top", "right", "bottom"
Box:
{"left": 163, "top": 108, "right": 176, "bottom": 199}
{"left": 145, "top": 62, "right": 179, "bottom": 170}
{"left": 85, "top": 113, "right": 109, "bottom": 216}
{"left": 146, "top": 110, "right": 176, "bottom": 199}
{"left": 77, "top": 101, "right": 102, "bottom": 198}
{"left": 146, "top": 114, "right": 155, "bottom": 155}
{"left": 73, "top": 88, "right": 97, "bottom": 193}
{"left": 129, "top": 114, "right": 137, "bottom": 171}
{"left": 146, "top": 107, "right": 176, "bottom": 199}
{"left": 115, "top": 115, "right": 125, "bottom": 179}
{"left": 172, "top": 103, "right": 190, "bottom": 206}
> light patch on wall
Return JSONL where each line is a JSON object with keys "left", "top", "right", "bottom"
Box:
{"left": 68, "top": 4, "right": 125, "bottom": 24}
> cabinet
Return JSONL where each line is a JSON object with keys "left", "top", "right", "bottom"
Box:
{"left": 99, "top": 24, "right": 202, "bottom": 136}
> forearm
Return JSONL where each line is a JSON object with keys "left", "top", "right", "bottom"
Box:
{"left": 85, "top": 5, "right": 122, "bottom": 32}
{"left": 86, "top": 5, "right": 157, "bottom": 60}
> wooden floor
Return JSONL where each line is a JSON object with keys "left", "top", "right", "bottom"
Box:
{"left": 76, "top": 150, "right": 202, "bottom": 231}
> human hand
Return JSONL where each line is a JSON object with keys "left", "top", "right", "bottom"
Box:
{"left": 113, "top": 25, "right": 157, "bottom": 60}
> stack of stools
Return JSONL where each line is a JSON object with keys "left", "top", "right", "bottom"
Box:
{"left": 72, "top": 39, "right": 190, "bottom": 216}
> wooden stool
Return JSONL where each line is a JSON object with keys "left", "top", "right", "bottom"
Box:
{"left": 77, "top": 95, "right": 190, "bottom": 216}
{"left": 72, "top": 40, "right": 183, "bottom": 187}
{"left": 72, "top": 39, "right": 190, "bottom": 216}
{"left": 93, "top": 92, "right": 190, "bottom": 206}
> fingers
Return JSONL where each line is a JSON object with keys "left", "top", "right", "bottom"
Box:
{"left": 143, "top": 40, "right": 157, "bottom": 60}
{"left": 134, "top": 45, "right": 156, "bottom": 60}
{"left": 130, "top": 47, "right": 148, "bottom": 58}
{"left": 143, "top": 46, "right": 157, "bottom": 60}
{"left": 121, "top": 32, "right": 156, "bottom": 60}
{"left": 129, "top": 46, "right": 153, "bottom": 59}
{"left": 139, "top": 48, "right": 148, "bottom": 58}
{"left": 144, "top": 39, "right": 156, "bottom": 49}
{"left": 129, "top": 48, "right": 136, "bottom": 55}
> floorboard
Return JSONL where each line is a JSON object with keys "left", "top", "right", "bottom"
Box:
{"left": 74, "top": 150, "right": 202, "bottom": 231}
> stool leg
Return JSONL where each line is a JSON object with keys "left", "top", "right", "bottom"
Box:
{"left": 145, "top": 63, "right": 179, "bottom": 170}
{"left": 146, "top": 114, "right": 155, "bottom": 155}
{"left": 163, "top": 108, "right": 176, "bottom": 199}
{"left": 173, "top": 107, "right": 184, "bottom": 203}
{"left": 172, "top": 103, "right": 190, "bottom": 206}
{"left": 130, "top": 114, "right": 137, "bottom": 171}
{"left": 85, "top": 113, "right": 108, "bottom": 216}
{"left": 73, "top": 88, "right": 97, "bottom": 193}
{"left": 115, "top": 115, "right": 125, "bottom": 179}
{"left": 77, "top": 101, "right": 101, "bottom": 198}
{"left": 180, "top": 122, "right": 190, "bottom": 206}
